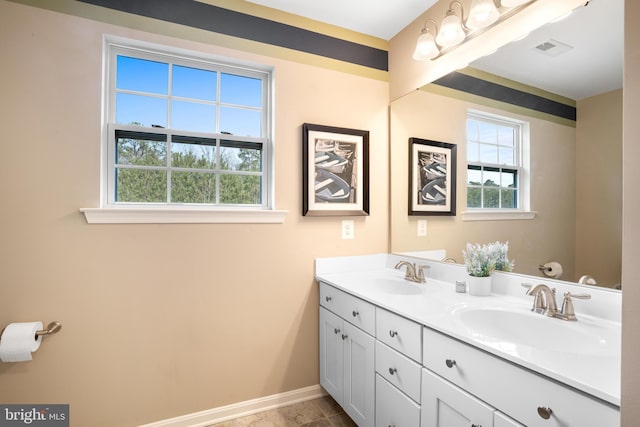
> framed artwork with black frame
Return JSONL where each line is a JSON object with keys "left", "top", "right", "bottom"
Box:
{"left": 302, "top": 123, "right": 370, "bottom": 216}
{"left": 409, "top": 137, "right": 457, "bottom": 216}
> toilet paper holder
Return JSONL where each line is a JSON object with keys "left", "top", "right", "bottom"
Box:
{"left": 35, "top": 321, "right": 62, "bottom": 338}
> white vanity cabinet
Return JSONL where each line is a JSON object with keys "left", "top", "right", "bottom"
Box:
{"left": 422, "top": 327, "right": 620, "bottom": 427}
{"left": 319, "top": 283, "right": 375, "bottom": 427}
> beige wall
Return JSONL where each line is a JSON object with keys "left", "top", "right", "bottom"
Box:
{"left": 621, "top": 0, "right": 640, "bottom": 424}
{"left": 0, "top": 2, "right": 389, "bottom": 426}
{"left": 390, "top": 89, "right": 577, "bottom": 278}
{"left": 576, "top": 90, "right": 623, "bottom": 288}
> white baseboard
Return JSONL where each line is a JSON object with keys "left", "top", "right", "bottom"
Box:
{"left": 138, "top": 384, "right": 327, "bottom": 427}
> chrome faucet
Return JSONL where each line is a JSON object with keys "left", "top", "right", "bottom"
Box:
{"left": 394, "top": 261, "right": 428, "bottom": 283}
{"left": 523, "top": 283, "right": 591, "bottom": 321}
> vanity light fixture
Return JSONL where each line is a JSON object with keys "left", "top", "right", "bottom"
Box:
{"left": 413, "top": 19, "right": 440, "bottom": 60}
{"left": 414, "top": 0, "right": 538, "bottom": 61}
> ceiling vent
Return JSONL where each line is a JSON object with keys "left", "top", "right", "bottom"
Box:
{"left": 533, "top": 39, "right": 574, "bottom": 57}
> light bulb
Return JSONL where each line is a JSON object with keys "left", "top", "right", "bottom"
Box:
{"left": 413, "top": 31, "right": 440, "bottom": 60}
{"left": 467, "top": 0, "right": 500, "bottom": 30}
{"left": 436, "top": 11, "right": 466, "bottom": 48}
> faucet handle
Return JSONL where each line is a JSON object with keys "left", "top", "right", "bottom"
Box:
{"left": 415, "top": 265, "right": 430, "bottom": 283}
{"left": 559, "top": 292, "right": 591, "bottom": 321}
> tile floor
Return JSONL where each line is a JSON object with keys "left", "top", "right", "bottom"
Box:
{"left": 209, "top": 396, "right": 357, "bottom": 427}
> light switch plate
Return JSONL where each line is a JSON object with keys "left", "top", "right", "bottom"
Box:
{"left": 417, "top": 220, "right": 427, "bottom": 237}
{"left": 342, "top": 220, "right": 355, "bottom": 240}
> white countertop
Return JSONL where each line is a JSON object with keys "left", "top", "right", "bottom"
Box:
{"left": 315, "top": 253, "right": 621, "bottom": 407}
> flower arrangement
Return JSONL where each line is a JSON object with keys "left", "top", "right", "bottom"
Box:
{"left": 463, "top": 241, "right": 515, "bottom": 277}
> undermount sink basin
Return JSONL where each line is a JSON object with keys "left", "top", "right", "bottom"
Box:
{"left": 452, "top": 306, "right": 619, "bottom": 356}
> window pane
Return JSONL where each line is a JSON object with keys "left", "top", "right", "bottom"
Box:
{"left": 116, "top": 168, "right": 167, "bottom": 202}
{"left": 484, "top": 188, "right": 500, "bottom": 208}
{"left": 467, "top": 168, "right": 482, "bottom": 185}
{"left": 116, "top": 93, "right": 167, "bottom": 127}
{"left": 467, "top": 119, "right": 479, "bottom": 141}
{"left": 220, "top": 174, "right": 262, "bottom": 204}
{"left": 501, "top": 189, "right": 517, "bottom": 208}
{"left": 501, "top": 170, "right": 517, "bottom": 188}
{"left": 117, "top": 56, "right": 168, "bottom": 94}
{"left": 171, "top": 139, "right": 216, "bottom": 169}
{"left": 467, "top": 187, "right": 481, "bottom": 208}
{"left": 220, "top": 107, "right": 261, "bottom": 137}
{"left": 171, "top": 100, "right": 216, "bottom": 133}
{"left": 467, "top": 141, "right": 479, "bottom": 162}
{"left": 479, "top": 144, "right": 498, "bottom": 164}
{"left": 498, "top": 126, "right": 515, "bottom": 147}
{"left": 221, "top": 73, "right": 262, "bottom": 107}
{"left": 172, "top": 65, "right": 216, "bottom": 101}
{"left": 116, "top": 134, "right": 166, "bottom": 166}
{"left": 171, "top": 171, "right": 216, "bottom": 203}
{"left": 220, "top": 141, "right": 262, "bottom": 172}
{"left": 498, "top": 147, "right": 515, "bottom": 166}
{"left": 478, "top": 121, "right": 496, "bottom": 143}
{"left": 483, "top": 169, "right": 500, "bottom": 187}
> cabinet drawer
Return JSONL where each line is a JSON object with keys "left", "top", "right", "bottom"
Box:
{"left": 422, "top": 327, "right": 620, "bottom": 427}
{"left": 376, "top": 374, "right": 420, "bottom": 427}
{"left": 319, "top": 282, "right": 375, "bottom": 335}
{"left": 376, "top": 341, "right": 421, "bottom": 403}
{"left": 376, "top": 308, "right": 422, "bottom": 362}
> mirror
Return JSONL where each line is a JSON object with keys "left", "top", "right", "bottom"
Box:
{"left": 390, "top": 0, "right": 623, "bottom": 289}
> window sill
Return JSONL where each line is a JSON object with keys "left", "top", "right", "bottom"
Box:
{"left": 461, "top": 210, "right": 537, "bottom": 221}
{"left": 80, "top": 207, "right": 288, "bottom": 224}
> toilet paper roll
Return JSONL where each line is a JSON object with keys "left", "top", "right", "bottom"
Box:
{"left": 0, "top": 321, "right": 43, "bottom": 362}
{"left": 541, "top": 261, "right": 563, "bottom": 279}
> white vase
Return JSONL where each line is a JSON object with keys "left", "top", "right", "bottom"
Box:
{"left": 467, "top": 275, "right": 492, "bottom": 296}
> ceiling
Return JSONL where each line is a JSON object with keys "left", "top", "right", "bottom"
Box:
{"left": 247, "top": 0, "right": 623, "bottom": 100}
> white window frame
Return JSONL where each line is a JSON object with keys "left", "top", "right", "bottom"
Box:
{"left": 462, "top": 110, "right": 536, "bottom": 221}
{"left": 81, "top": 36, "right": 286, "bottom": 224}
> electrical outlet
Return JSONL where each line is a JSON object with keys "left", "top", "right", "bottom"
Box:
{"left": 417, "top": 220, "right": 427, "bottom": 237}
{"left": 342, "top": 220, "right": 355, "bottom": 240}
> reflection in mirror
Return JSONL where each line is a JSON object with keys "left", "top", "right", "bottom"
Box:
{"left": 390, "top": 0, "right": 623, "bottom": 289}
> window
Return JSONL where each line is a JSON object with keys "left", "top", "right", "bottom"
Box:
{"left": 465, "top": 111, "right": 533, "bottom": 219}
{"left": 104, "top": 39, "right": 272, "bottom": 210}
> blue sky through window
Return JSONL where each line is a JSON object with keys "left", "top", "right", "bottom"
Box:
{"left": 115, "top": 55, "right": 263, "bottom": 137}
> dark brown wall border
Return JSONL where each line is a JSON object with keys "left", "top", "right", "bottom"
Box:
{"left": 432, "top": 71, "right": 576, "bottom": 121}
{"left": 77, "top": 0, "right": 389, "bottom": 71}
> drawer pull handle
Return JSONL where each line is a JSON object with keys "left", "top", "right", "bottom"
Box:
{"left": 445, "top": 359, "right": 456, "bottom": 368}
{"left": 471, "top": 424, "right": 482, "bottom": 427}
{"left": 537, "top": 406, "right": 553, "bottom": 419}
{"left": 341, "top": 334, "right": 348, "bottom": 340}
{"left": 334, "top": 328, "right": 340, "bottom": 334}
{"left": 388, "top": 367, "right": 397, "bottom": 375}
{"left": 389, "top": 330, "right": 398, "bottom": 338}
{"left": 325, "top": 296, "right": 332, "bottom": 302}
{"left": 352, "top": 310, "right": 359, "bottom": 317}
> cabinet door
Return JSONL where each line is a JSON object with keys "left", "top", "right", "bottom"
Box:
{"left": 320, "top": 307, "right": 344, "bottom": 403}
{"left": 421, "top": 369, "right": 494, "bottom": 427}
{"left": 376, "top": 374, "right": 421, "bottom": 427}
{"left": 344, "top": 321, "right": 375, "bottom": 427}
